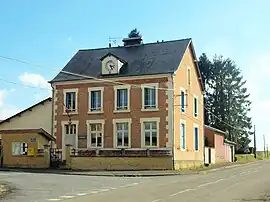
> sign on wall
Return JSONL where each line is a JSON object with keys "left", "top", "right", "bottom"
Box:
{"left": 28, "top": 148, "right": 35, "bottom": 156}
{"left": 30, "top": 138, "right": 36, "bottom": 142}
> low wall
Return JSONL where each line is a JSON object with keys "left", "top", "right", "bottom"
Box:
{"left": 3, "top": 155, "right": 49, "bottom": 168}
{"left": 3, "top": 149, "right": 50, "bottom": 169}
{"left": 66, "top": 148, "right": 173, "bottom": 170}
{"left": 69, "top": 156, "right": 172, "bottom": 170}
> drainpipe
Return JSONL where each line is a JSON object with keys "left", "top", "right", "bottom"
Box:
{"left": 170, "top": 73, "right": 175, "bottom": 170}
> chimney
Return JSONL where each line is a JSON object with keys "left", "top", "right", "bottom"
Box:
{"left": 109, "top": 43, "right": 111, "bottom": 48}
{"left": 122, "top": 36, "right": 142, "bottom": 47}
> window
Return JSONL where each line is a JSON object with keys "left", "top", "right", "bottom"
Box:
{"left": 116, "top": 123, "right": 129, "bottom": 147}
{"left": 88, "top": 87, "right": 104, "bottom": 113}
{"left": 141, "top": 83, "right": 158, "bottom": 110}
{"left": 63, "top": 89, "right": 78, "bottom": 114}
{"left": 65, "top": 124, "right": 76, "bottom": 134}
{"left": 188, "top": 67, "right": 191, "bottom": 86}
{"left": 194, "top": 126, "right": 199, "bottom": 151}
{"left": 180, "top": 89, "right": 185, "bottom": 112}
{"left": 89, "top": 123, "right": 103, "bottom": 148}
{"left": 194, "top": 96, "right": 198, "bottom": 117}
{"left": 114, "top": 85, "right": 130, "bottom": 112}
{"left": 65, "top": 92, "right": 76, "bottom": 112}
{"left": 180, "top": 120, "right": 186, "bottom": 150}
{"left": 113, "top": 119, "right": 131, "bottom": 148}
{"left": 140, "top": 118, "right": 160, "bottom": 147}
{"left": 12, "top": 142, "right": 28, "bottom": 155}
{"left": 90, "top": 91, "right": 101, "bottom": 111}
{"left": 64, "top": 124, "right": 77, "bottom": 147}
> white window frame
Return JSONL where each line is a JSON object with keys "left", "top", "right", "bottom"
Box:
{"left": 86, "top": 119, "right": 105, "bottom": 148}
{"left": 193, "top": 123, "right": 199, "bottom": 152}
{"left": 140, "top": 117, "right": 160, "bottom": 148}
{"left": 180, "top": 87, "right": 186, "bottom": 113}
{"left": 187, "top": 66, "right": 191, "bottom": 86}
{"left": 141, "top": 83, "right": 159, "bottom": 111}
{"left": 113, "top": 85, "right": 131, "bottom": 113}
{"left": 180, "top": 119, "right": 186, "bottom": 151}
{"left": 63, "top": 88, "right": 78, "bottom": 115}
{"left": 12, "top": 142, "right": 28, "bottom": 156}
{"left": 113, "top": 118, "right": 132, "bottom": 148}
{"left": 88, "top": 87, "right": 104, "bottom": 114}
{"left": 193, "top": 95, "right": 199, "bottom": 118}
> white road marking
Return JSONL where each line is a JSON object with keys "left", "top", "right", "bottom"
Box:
{"left": 76, "top": 193, "right": 87, "bottom": 196}
{"left": 151, "top": 199, "right": 162, "bottom": 202}
{"left": 99, "top": 188, "right": 109, "bottom": 192}
{"left": 170, "top": 188, "right": 193, "bottom": 196}
{"left": 47, "top": 199, "right": 62, "bottom": 201}
{"left": 198, "top": 179, "right": 224, "bottom": 188}
{"left": 60, "top": 195, "right": 75, "bottom": 199}
{"left": 120, "top": 183, "right": 138, "bottom": 188}
{"left": 90, "top": 190, "right": 99, "bottom": 194}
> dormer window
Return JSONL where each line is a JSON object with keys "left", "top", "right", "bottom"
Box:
{"left": 100, "top": 53, "right": 126, "bottom": 75}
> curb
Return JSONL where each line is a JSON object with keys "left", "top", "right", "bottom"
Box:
{"left": 0, "top": 168, "right": 182, "bottom": 177}
{"left": 0, "top": 161, "right": 262, "bottom": 177}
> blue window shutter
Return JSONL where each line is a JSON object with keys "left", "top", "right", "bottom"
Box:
{"left": 195, "top": 127, "right": 199, "bottom": 151}
{"left": 181, "top": 91, "right": 185, "bottom": 112}
{"left": 194, "top": 97, "right": 198, "bottom": 117}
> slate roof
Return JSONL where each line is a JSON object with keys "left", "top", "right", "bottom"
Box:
{"left": 50, "top": 38, "right": 196, "bottom": 83}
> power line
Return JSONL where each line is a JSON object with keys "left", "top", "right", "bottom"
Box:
{"left": 0, "top": 54, "right": 247, "bottom": 132}
{"left": 0, "top": 77, "right": 51, "bottom": 91}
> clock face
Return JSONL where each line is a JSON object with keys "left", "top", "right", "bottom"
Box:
{"left": 105, "top": 60, "right": 115, "bottom": 73}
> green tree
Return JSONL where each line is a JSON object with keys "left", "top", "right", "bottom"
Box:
{"left": 128, "top": 28, "right": 141, "bottom": 38}
{"left": 198, "top": 54, "right": 252, "bottom": 153}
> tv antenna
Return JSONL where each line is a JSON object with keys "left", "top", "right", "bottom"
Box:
{"left": 109, "top": 37, "right": 122, "bottom": 47}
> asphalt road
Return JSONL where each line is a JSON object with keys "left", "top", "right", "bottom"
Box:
{"left": 1, "top": 161, "right": 270, "bottom": 202}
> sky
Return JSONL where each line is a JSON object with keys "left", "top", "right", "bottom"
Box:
{"left": 0, "top": 0, "right": 269, "bottom": 150}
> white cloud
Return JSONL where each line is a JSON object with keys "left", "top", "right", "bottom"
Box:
{"left": 18, "top": 72, "right": 51, "bottom": 103}
{"left": 0, "top": 89, "right": 21, "bottom": 120}
{"left": 0, "top": 90, "right": 6, "bottom": 108}
{"left": 19, "top": 72, "right": 51, "bottom": 89}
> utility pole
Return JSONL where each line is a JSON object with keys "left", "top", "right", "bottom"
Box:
{"left": 263, "top": 134, "right": 266, "bottom": 158}
{"left": 254, "top": 125, "right": 257, "bottom": 158}
{"left": 266, "top": 144, "right": 269, "bottom": 158}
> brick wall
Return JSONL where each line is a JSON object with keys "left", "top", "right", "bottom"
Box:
{"left": 54, "top": 76, "right": 169, "bottom": 149}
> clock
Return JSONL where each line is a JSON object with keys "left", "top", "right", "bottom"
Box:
{"left": 105, "top": 60, "right": 116, "bottom": 73}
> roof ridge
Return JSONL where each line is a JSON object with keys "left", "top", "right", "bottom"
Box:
{"left": 78, "top": 38, "right": 192, "bottom": 52}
